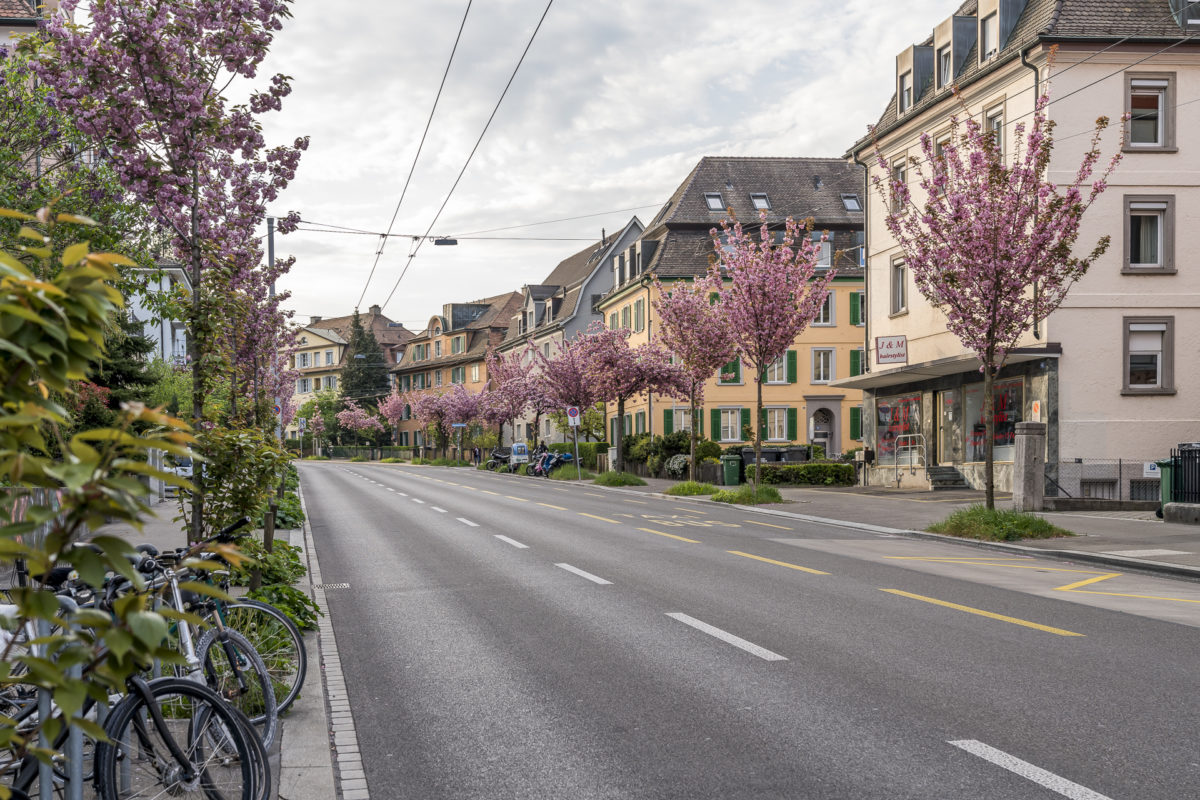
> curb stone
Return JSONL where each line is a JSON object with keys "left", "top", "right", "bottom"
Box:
{"left": 296, "top": 482, "right": 370, "bottom": 800}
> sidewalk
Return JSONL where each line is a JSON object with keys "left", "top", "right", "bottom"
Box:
{"left": 90, "top": 499, "right": 338, "bottom": 800}
{"left": 615, "top": 477, "right": 1200, "bottom": 579}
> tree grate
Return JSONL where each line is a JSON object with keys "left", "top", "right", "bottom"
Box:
{"left": 315, "top": 582, "right": 350, "bottom": 590}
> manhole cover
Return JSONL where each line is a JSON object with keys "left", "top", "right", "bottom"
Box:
{"left": 316, "top": 583, "right": 350, "bottom": 590}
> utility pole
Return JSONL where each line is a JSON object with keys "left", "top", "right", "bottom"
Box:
{"left": 268, "top": 216, "right": 281, "bottom": 442}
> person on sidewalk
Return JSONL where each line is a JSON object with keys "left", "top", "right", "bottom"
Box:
{"left": 472, "top": 445, "right": 481, "bottom": 467}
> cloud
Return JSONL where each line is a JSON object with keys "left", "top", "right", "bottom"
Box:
{"left": 256, "top": 0, "right": 951, "bottom": 323}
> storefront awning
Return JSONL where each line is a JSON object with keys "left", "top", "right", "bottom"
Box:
{"left": 829, "top": 346, "right": 1061, "bottom": 391}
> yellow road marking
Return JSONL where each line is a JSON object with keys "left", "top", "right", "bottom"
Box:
{"left": 880, "top": 589, "right": 1083, "bottom": 637}
{"left": 1055, "top": 573, "right": 1200, "bottom": 604}
{"left": 462, "top": 485, "right": 477, "bottom": 491}
{"left": 579, "top": 513, "right": 619, "bottom": 524}
{"left": 537, "top": 503, "right": 567, "bottom": 511}
{"left": 481, "top": 490, "right": 500, "bottom": 496}
{"left": 444, "top": 482, "right": 460, "bottom": 486}
{"left": 675, "top": 507, "right": 706, "bottom": 515}
{"left": 728, "top": 551, "right": 827, "bottom": 575}
{"left": 505, "top": 495, "right": 529, "bottom": 502}
{"left": 637, "top": 527, "right": 700, "bottom": 543}
{"left": 585, "top": 492, "right": 604, "bottom": 497}
{"left": 624, "top": 499, "right": 648, "bottom": 505}
{"left": 744, "top": 520, "right": 792, "bottom": 530}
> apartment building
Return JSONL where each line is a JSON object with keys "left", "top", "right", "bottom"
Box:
{"left": 496, "top": 218, "right": 643, "bottom": 444}
{"left": 841, "top": 0, "right": 1200, "bottom": 492}
{"left": 596, "top": 156, "right": 866, "bottom": 457}
{"left": 390, "top": 292, "right": 521, "bottom": 448}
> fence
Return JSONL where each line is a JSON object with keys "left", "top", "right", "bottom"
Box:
{"left": 1045, "top": 458, "right": 1160, "bottom": 502}
{"left": 1172, "top": 445, "right": 1200, "bottom": 504}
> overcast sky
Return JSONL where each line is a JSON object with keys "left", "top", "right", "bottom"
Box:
{"left": 258, "top": 0, "right": 950, "bottom": 330}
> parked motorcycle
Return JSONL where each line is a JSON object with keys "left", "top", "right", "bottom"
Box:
{"left": 485, "top": 447, "right": 511, "bottom": 471}
{"left": 527, "top": 449, "right": 572, "bottom": 477}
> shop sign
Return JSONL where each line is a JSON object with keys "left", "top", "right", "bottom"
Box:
{"left": 875, "top": 335, "right": 908, "bottom": 365}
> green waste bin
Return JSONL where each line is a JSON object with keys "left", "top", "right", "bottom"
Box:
{"left": 1158, "top": 459, "right": 1174, "bottom": 508}
{"left": 720, "top": 454, "right": 741, "bottom": 486}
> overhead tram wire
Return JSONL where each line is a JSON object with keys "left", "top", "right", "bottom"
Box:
{"left": 451, "top": 203, "right": 662, "bottom": 237}
{"left": 355, "top": 0, "right": 474, "bottom": 310}
{"left": 380, "top": 0, "right": 556, "bottom": 312}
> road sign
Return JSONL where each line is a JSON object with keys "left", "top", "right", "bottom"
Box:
{"left": 273, "top": 403, "right": 282, "bottom": 416}
{"left": 298, "top": 417, "right": 307, "bottom": 430}
{"left": 566, "top": 406, "right": 580, "bottom": 427}
{"left": 451, "top": 423, "right": 468, "bottom": 428}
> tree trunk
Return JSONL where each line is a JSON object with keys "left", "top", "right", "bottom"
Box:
{"left": 532, "top": 411, "right": 541, "bottom": 448}
{"left": 688, "top": 387, "right": 698, "bottom": 482}
{"left": 615, "top": 397, "right": 625, "bottom": 473}
{"left": 754, "top": 377, "right": 763, "bottom": 498}
{"left": 984, "top": 367, "right": 995, "bottom": 510}
{"left": 188, "top": 166, "right": 203, "bottom": 546}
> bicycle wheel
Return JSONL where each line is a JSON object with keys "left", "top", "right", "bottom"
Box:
{"left": 219, "top": 599, "right": 307, "bottom": 714}
{"left": 227, "top": 706, "right": 271, "bottom": 800}
{"left": 194, "top": 628, "right": 279, "bottom": 751}
{"left": 95, "top": 677, "right": 254, "bottom": 800}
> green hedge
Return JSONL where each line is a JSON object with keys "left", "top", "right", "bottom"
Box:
{"left": 549, "top": 441, "right": 609, "bottom": 470}
{"left": 745, "top": 462, "right": 855, "bottom": 486}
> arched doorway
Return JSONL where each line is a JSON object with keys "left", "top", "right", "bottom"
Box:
{"left": 811, "top": 407, "right": 835, "bottom": 457}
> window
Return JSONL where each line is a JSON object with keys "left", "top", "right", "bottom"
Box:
{"left": 621, "top": 305, "right": 631, "bottom": 329}
{"left": 704, "top": 192, "right": 725, "bottom": 211}
{"left": 635, "top": 411, "right": 645, "bottom": 435}
{"left": 297, "top": 352, "right": 310, "bottom": 368}
{"left": 609, "top": 312, "right": 618, "bottom": 329}
{"left": 965, "top": 379, "right": 1023, "bottom": 461}
{"left": 720, "top": 409, "right": 741, "bottom": 442}
{"left": 812, "top": 349, "right": 834, "bottom": 383}
{"left": 1123, "top": 317, "right": 1174, "bottom": 394}
{"left": 323, "top": 375, "right": 337, "bottom": 390}
{"left": 849, "top": 347, "right": 865, "bottom": 377}
{"left": 813, "top": 238, "right": 832, "bottom": 267}
{"left": 937, "top": 44, "right": 952, "bottom": 88}
{"left": 325, "top": 350, "right": 333, "bottom": 365}
{"left": 890, "top": 159, "right": 907, "bottom": 212}
{"left": 840, "top": 194, "right": 861, "bottom": 212}
{"left": 401, "top": 375, "right": 411, "bottom": 392}
{"left": 981, "top": 12, "right": 998, "bottom": 59}
{"left": 1125, "top": 196, "right": 1174, "bottom": 272}
{"left": 471, "top": 364, "right": 480, "bottom": 382}
{"left": 876, "top": 394, "right": 921, "bottom": 465}
{"left": 986, "top": 108, "right": 1003, "bottom": 157}
{"left": 434, "top": 340, "right": 442, "bottom": 357}
{"left": 899, "top": 70, "right": 913, "bottom": 113}
{"left": 451, "top": 336, "right": 462, "bottom": 354}
{"left": 434, "top": 371, "right": 442, "bottom": 387}
{"left": 718, "top": 358, "right": 741, "bottom": 384}
{"left": 891, "top": 258, "right": 907, "bottom": 315}
{"left": 451, "top": 367, "right": 464, "bottom": 384}
{"left": 296, "top": 378, "right": 311, "bottom": 393}
{"left": 672, "top": 407, "right": 692, "bottom": 434}
{"left": 750, "top": 193, "right": 771, "bottom": 210}
{"left": 543, "top": 342, "right": 551, "bottom": 358}
{"left": 1126, "top": 75, "right": 1173, "bottom": 150}
{"left": 765, "top": 354, "right": 787, "bottom": 384}
{"left": 544, "top": 419, "right": 551, "bottom": 436}
{"left": 634, "top": 299, "right": 645, "bottom": 332}
{"left": 765, "top": 408, "right": 788, "bottom": 442}
{"left": 814, "top": 292, "right": 834, "bottom": 325}
{"left": 849, "top": 291, "right": 865, "bottom": 326}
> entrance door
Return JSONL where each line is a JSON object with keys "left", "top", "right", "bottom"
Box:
{"left": 938, "top": 389, "right": 963, "bottom": 465}
{"left": 811, "top": 408, "right": 834, "bottom": 457}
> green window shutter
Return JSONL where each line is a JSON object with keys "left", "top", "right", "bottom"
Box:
{"left": 710, "top": 408, "right": 721, "bottom": 441}
{"left": 759, "top": 407, "right": 767, "bottom": 440}
{"left": 850, "top": 348, "right": 861, "bottom": 377}
{"left": 733, "top": 358, "right": 741, "bottom": 383}
{"left": 609, "top": 312, "right": 618, "bottom": 329}
{"left": 698, "top": 409, "right": 704, "bottom": 436}
{"left": 849, "top": 292, "right": 861, "bottom": 326}
{"left": 740, "top": 408, "right": 751, "bottom": 441}
{"left": 663, "top": 409, "right": 673, "bottom": 435}
{"left": 611, "top": 416, "right": 618, "bottom": 442}
{"left": 624, "top": 414, "right": 632, "bottom": 435}
{"left": 850, "top": 406, "right": 862, "bottom": 441}
{"left": 786, "top": 350, "right": 797, "bottom": 384}
{"left": 708, "top": 292, "right": 719, "bottom": 306}
{"left": 787, "top": 407, "right": 798, "bottom": 441}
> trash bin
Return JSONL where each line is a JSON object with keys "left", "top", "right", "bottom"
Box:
{"left": 1158, "top": 459, "right": 1175, "bottom": 508}
{"left": 721, "top": 454, "right": 741, "bottom": 486}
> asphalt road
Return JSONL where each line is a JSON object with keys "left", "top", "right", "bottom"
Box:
{"left": 299, "top": 461, "right": 1200, "bottom": 800}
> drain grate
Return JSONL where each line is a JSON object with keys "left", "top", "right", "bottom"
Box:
{"left": 315, "top": 582, "right": 350, "bottom": 590}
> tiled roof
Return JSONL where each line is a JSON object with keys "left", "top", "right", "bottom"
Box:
{"left": 304, "top": 327, "right": 347, "bottom": 345}
{"left": 856, "top": 0, "right": 1194, "bottom": 153}
{"left": 644, "top": 157, "right": 865, "bottom": 238}
{"left": 310, "top": 308, "right": 413, "bottom": 349}
{"left": 646, "top": 228, "right": 865, "bottom": 280}
{"left": 464, "top": 291, "right": 522, "bottom": 330}
{"left": 0, "top": 0, "right": 35, "bottom": 18}
{"left": 539, "top": 239, "right": 608, "bottom": 288}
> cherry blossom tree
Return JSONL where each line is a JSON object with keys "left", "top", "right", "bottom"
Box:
{"left": 484, "top": 350, "right": 531, "bottom": 446}
{"left": 653, "top": 267, "right": 737, "bottom": 479}
{"left": 378, "top": 389, "right": 407, "bottom": 444}
{"left": 408, "top": 391, "right": 454, "bottom": 457}
{"left": 336, "top": 399, "right": 384, "bottom": 450}
{"left": 309, "top": 413, "right": 325, "bottom": 454}
{"left": 715, "top": 213, "right": 833, "bottom": 494}
{"left": 535, "top": 335, "right": 600, "bottom": 413}
{"left": 580, "top": 323, "right": 689, "bottom": 473}
{"left": 444, "top": 384, "right": 485, "bottom": 458}
{"left": 874, "top": 90, "right": 1121, "bottom": 508}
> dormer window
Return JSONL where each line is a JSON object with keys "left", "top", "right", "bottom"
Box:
{"left": 841, "top": 194, "right": 862, "bottom": 212}
{"left": 704, "top": 192, "right": 725, "bottom": 211}
{"left": 980, "top": 12, "right": 998, "bottom": 60}
{"left": 899, "top": 71, "right": 913, "bottom": 112}
{"left": 937, "top": 45, "right": 952, "bottom": 88}
{"left": 750, "top": 193, "right": 770, "bottom": 210}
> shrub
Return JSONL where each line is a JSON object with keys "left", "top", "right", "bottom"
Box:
{"left": 665, "top": 481, "right": 718, "bottom": 496}
{"left": 247, "top": 584, "right": 323, "bottom": 631}
{"left": 231, "top": 539, "right": 307, "bottom": 586}
{"left": 303, "top": 455, "right": 330, "bottom": 460}
{"left": 549, "top": 441, "right": 608, "bottom": 469}
{"left": 711, "top": 485, "right": 783, "bottom": 505}
{"left": 695, "top": 440, "right": 722, "bottom": 461}
{"left": 625, "top": 432, "right": 654, "bottom": 465}
{"left": 261, "top": 493, "right": 304, "bottom": 529}
{"left": 593, "top": 471, "right": 647, "bottom": 487}
{"left": 550, "top": 466, "right": 595, "bottom": 481}
{"left": 379, "top": 457, "right": 406, "bottom": 463}
{"left": 349, "top": 455, "right": 367, "bottom": 462}
{"left": 659, "top": 430, "right": 691, "bottom": 458}
{"left": 664, "top": 454, "right": 690, "bottom": 479}
{"left": 928, "top": 506, "right": 1073, "bottom": 541}
{"left": 646, "top": 454, "right": 664, "bottom": 476}
{"left": 745, "top": 462, "right": 854, "bottom": 486}
{"left": 702, "top": 456, "right": 721, "bottom": 466}
{"left": 429, "top": 458, "right": 471, "bottom": 467}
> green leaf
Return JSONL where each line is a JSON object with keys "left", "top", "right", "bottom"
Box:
{"left": 53, "top": 682, "right": 87, "bottom": 719}
{"left": 104, "top": 628, "right": 133, "bottom": 659}
{"left": 60, "top": 242, "right": 89, "bottom": 267}
{"left": 126, "top": 611, "right": 167, "bottom": 648}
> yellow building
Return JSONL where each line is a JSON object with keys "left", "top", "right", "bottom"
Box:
{"left": 596, "top": 156, "right": 866, "bottom": 457}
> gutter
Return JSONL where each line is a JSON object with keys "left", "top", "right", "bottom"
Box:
{"left": 850, "top": 151, "right": 870, "bottom": 376}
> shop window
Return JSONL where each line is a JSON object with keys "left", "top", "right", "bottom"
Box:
{"left": 964, "top": 379, "right": 1023, "bottom": 462}
{"left": 875, "top": 394, "right": 921, "bottom": 465}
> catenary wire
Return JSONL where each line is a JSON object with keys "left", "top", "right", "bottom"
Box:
{"left": 356, "top": 0, "right": 474, "bottom": 310}
{"left": 380, "top": 0, "right": 556, "bottom": 312}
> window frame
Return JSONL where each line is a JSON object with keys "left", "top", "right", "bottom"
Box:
{"left": 812, "top": 348, "right": 835, "bottom": 384}
{"left": 937, "top": 44, "right": 952, "bottom": 89}
{"left": 890, "top": 158, "right": 907, "bottom": 212}
{"left": 471, "top": 364, "right": 480, "bottom": 382}
{"left": 980, "top": 12, "right": 999, "bottom": 60}
{"left": 749, "top": 192, "right": 771, "bottom": 210}
{"left": 1125, "top": 72, "right": 1175, "bottom": 152}
{"left": 840, "top": 193, "right": 861, "bottom": 212}
{"left": 719, "top": 408, "right": 741, "bottom": 442}
{"left": 898, "top": 70, "right": 913, "bottom": 113}
{"left": 890, "top": 257, "right": 908, "bottom": 316}
{"left": 765, "top": 354, "right": 787, "bottom": 384}
{"left": 703, "top": 192, "right": 725, "bottom": 211}
{"left": 765, "top": 407, "right": 788, "bottom": 442}
{"left": 1122, "top": 316, "right": 1175, "bottom": 395}
{"left": 985, "top": 106, "right": 1004, "bottom": 158}
{"left": 813, "top": 291, "right": 835, "bottom": 326}
{"left": 1124, "top": 194, "right": 1175, "bottom": 273}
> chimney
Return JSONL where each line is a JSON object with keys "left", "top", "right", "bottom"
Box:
{"left": 369, "top": 304, "right": 381, "bottom": 316}
{"left": 602, "top": 228, "right": 607, "bottom": 246}
{"left": 309, "top": 315, "right": 322, "bottom": 324}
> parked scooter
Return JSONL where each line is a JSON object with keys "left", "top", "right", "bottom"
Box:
{"left": 485, "top": 447, "right": 511, "bottom": 471}
{"left": 528, "top": 449, "right": 572, "bottom": 477}
{"left": 524, "top": 443, "right": 550, "bottom": 476}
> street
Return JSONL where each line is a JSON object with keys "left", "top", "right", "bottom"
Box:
{"left": 299, "top": 461, "right": 1200, "bottom": 799}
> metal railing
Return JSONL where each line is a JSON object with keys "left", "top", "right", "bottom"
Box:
{"left": 892, "top": 433, "right": 927, "bottom": 484}
{"left": 1172, "top": 445, "right": 1200, "bottom": 504}
{"left": 1045, "top": 458, "right": 1161, "bottom": 501}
